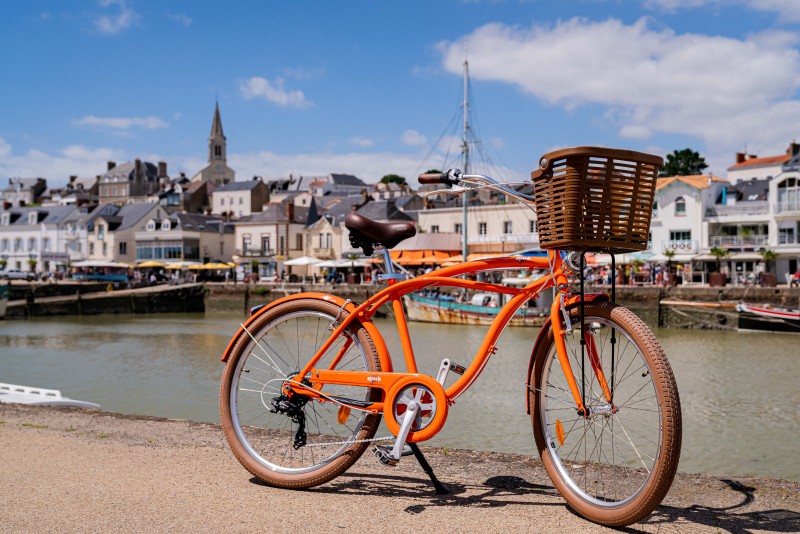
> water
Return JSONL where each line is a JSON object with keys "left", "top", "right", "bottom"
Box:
{"left": 1, "top": 311, "right": 798, "bottom": 482}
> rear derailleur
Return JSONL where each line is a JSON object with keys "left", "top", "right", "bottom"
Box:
{"left": 270, "top": 383, "right": 310, "bottom": 449}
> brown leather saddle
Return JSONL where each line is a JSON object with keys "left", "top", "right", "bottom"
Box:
{"left": 344, "top": 213, "right": 416, "bottom": 255}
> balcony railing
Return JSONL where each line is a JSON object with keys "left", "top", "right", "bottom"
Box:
{"left": 235, "top": 248, "right": 275, "bottom": 257}
{"left": 311, "top": 247, "right": 335, "bottom": 258}
{"left": 705, "top": 201, "right": 769, "bottom": 217}
{"left": 468, "top": 233, "right": 538, "bottom": 245}
{"left": 776, "top": 198, "right": 800, "bottom": 214}
{"left": 661, "top": 239, "right": 697, "bottom": 253}
{"left": 708, "top": 235, "right": 768, "bottom": 248}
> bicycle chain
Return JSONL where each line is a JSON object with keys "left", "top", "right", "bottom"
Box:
{"left": 304, "top": 435, "right": 394, "bottom": 448}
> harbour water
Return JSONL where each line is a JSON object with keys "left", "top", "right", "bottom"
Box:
{"left": 1, "top": 310, "right": 798, "bottom": 482}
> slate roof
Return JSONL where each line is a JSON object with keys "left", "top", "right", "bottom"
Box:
{"left": 214, "top": 180, "right": 263, "bottom": 192}
{"left": 322, "top": 196, "right": 369, "bottom": 225}
{"left": 355, "top": 200, "right": 413, "bottom": 222}
{"left": 241, "top": 204, "right": 312, "bottom": 225}
{"left": 724, "top": 178, "right": 770, "bottom": 201}
{"left": 4, "top": 205, "right": 79, "bottom": 226}
{"left": 330, "top": 173, "right": 365, "bottom": 186}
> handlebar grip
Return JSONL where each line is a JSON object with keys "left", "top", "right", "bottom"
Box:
{"left": 418, "top": 173, "right": 448, "bottom": 184}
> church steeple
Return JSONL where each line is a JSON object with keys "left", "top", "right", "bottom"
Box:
{"left": 208, "top": 101, "right": 227, "bottom": 163}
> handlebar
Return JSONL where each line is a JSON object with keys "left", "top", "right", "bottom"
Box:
{"left": 418, "top": 169, "right": 536, "bottom": 204}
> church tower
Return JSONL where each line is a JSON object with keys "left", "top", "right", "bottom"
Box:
{"left": 209, "top": 101, "right": 227, "bottom": 164}
{"left": 192, "top": 102, "right": 235, "bottom": 185}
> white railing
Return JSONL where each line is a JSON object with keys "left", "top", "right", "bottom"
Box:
{"left": 708, "top": 235, "right": 769, "bottom": 248}
{"left": 661, "top": 239, "right": 697, "bottom": 252}
{"left": 468, "top": 233, "right": 538, "bottom": 245}
{"left": 706, "top": 201, "right": 769, "bottom": 217}
{"left": 776, "top": 199, "right": 800, "bottom": 213}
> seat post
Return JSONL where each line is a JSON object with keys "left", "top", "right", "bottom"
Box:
{"left": 375, "top": 245, "right": 407, "bottom": 283}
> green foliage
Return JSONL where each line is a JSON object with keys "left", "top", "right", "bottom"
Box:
{"left": 380, "top": 174, "right": 407, "bottom": 185}
{"left": 660, "top": 148, "right": 708, "bottom": 177}
{"left": 424, "top": 169, "right": 442, "bottom": 174}
{"left": 710, "top": 246, "right": 730, "bottom": 273}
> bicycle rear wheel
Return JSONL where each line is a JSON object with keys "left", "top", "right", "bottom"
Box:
{"left": 220, "top": 298, "right": 383, "bottom": 489}
{"left": 529, "top": 301, "right": 681, "bottom": 526}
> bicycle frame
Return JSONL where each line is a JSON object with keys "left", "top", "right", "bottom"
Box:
{"left": 223, "top": 248, "right": 618, "bottom": 442}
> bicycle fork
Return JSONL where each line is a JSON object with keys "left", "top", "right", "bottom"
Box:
{"left": 551, "top": 294, "right": 615, "bottom": 418}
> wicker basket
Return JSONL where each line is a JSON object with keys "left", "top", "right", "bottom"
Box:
{"left": 530, "top": 147, "right": 663, "bottom": 253}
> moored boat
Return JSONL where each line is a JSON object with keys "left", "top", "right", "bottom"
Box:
{"left": 736, "top": 302, "right": 800, "bottom": 333}
{"left": 404, "top": 291, "right": 548, "bottom": 327}
{"left": 0, "top": 383, "right": 101, "bottom": 409}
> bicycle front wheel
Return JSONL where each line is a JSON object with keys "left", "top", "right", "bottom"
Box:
{"left": 529, "top": 301, "right": 681, "bottom": 527}
{"left": 220, "top": 298, "right": 383, "bottom": 489}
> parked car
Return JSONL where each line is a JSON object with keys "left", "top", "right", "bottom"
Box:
{"left": 0, "top": 269, "right": 36, "bottom": 281}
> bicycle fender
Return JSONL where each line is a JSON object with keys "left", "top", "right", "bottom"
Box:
{"left": 220, "top": 292, "right": 392, "bottom": 372}
{"left": 525, "top": 292, "right": 610, "bottom": 414}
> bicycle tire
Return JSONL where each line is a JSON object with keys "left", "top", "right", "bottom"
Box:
{"left": 529, "top": 301, "right": 681, "bottom": 526}
{"left": 220, "top": 298, "right": 383, "bottom": 488}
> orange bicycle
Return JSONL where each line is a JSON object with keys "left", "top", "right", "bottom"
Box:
{"left": 219, "top": 147, "right": 681, "bottom": 527}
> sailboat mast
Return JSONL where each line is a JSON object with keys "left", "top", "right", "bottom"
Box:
{"left": 461, "top": 55, "right": 470, "bottom": 261}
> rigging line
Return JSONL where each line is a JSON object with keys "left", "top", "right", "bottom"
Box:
{"left": 413, "top": 102, "right": 462, "bottom": 179}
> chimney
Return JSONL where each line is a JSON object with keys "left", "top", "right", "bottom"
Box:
{"left": 789, "top": 141, "right": 800, "bottom": 157}
{"left": 69, "top": 175, "right": 77, "bottom": 184}
{"left": 107, "top": 161, "right": 116, "bottom": 171}
{"left": 735, "top": 152, "right": 746, "bottom": 164}
{"left": 158, "top": 161, "right": 168, "bottom": 178}
{"left": 135, "top": 159, "right": 142, "bottom": 180}
{"left": 285, "top": 200, "right": 295, "bottom": 222}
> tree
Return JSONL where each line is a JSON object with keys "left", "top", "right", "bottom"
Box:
{"left": 709, "top": 246, "right": 730, "bottom": 273}
{"left": 660, "top": 148, "right": 709, "bottom": 177}
{"left": 380, "top": 174, "right": 407, "bottom": 185}
{"left": 758, "top": 248, "right": 777, "bottom": 274}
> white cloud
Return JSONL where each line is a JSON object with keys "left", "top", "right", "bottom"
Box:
{"left": 0, "top": 138, "right": 125, "bottom": 183}
{"left": 166, "top": 13, "right": 192, "bottom": 26}
{"left": 349, "top": 137, "right": 374, "bottom": 147}
{"left": 94, "top": 0, "right": 139, "bottom": 35}
{"left": 401, "top": 129, "right": 427, "bottom": 146}
{"left": 441, "top": 18, "right": 800, "bottom": 173}
{"left": 644, "top": 0, "right": 800, "bottom": 21}
{"left": 239, "top": 77, "right": 312, "bottom": 108}
{"left": 73, "top": 115, "right": 169, "bottom": 130}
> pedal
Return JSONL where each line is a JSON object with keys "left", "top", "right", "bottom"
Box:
{"left": 373, "top": 445, "right": 399, "bottom": 466}
{"left": 436, "top": 359, "right": 465, "bottom": 386}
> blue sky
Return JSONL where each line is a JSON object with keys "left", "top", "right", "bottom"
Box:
{"left": 2, "top": 0, "right": 800, "bottom": 187}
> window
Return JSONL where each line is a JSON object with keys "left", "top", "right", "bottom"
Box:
{"left": 454, "top": 223, "right": 462, "bottom": 235}
{"left": 318, "top": 233, "right": 324, "bottom": 248}
{"left": 779, "top": 227, "right": 795, "bottom": 244}
{"left": 119, "top": 241, "right": 127, "bottom": 255}
{"left": 670, "top": 230, "right": 691, "bottom": 241}
{"left": 0, "top": 213, "right": 9, "bottom": 226}
{"left": 430, "top": 225, "right": 439, "bottom": 233}
{"left": 478, "top": 222, "right": 487, "bottom": 235}
{"left": 503, "top": 221, "right": 512, "bottom": 234}
{"left": 239, "top": 197, "right": 243, "bottom": 205}
{"left": 28, "top": 238, "right": 36, "bottom": 251}
{"left": 279, "top": 236, "right": 285, "bottom": 256}
{"left": 653, "top": 201, "right": 659, "bottom": 218}
{"left": 146, "top": 220, "right": 156, "bottom": 231}
{"left": 120, "top": 185, "right": 126, "bottom": 196}
{"left": 97, "top": 224, "right": 105, "bottom": 239}
{"left": 675, "top": 197, "right": 686, "bottom": 215}
{"left": 220, "top": 197, "right": 225, "bottom": 206}
{"left": 89, "top": 242, "right": 95, "bottom": 255}
{"left": 529, "top": 220, "right": 537, "bottom": 233}
{"left": 0, "top": 238, "right": 7, "bottom": 252}
{"left": 261, "top": 235, "right": 270, "bottom": 254}
{"left": 325, "top": 233, "right": 332, "bottom": 249}
{"left": 13, "top": 238, "right": 21, "bottom": 252}
{"left": 295, "top": 233, "right": 303, "bottom": 250}
{"left": 102, "top": 242, "right": 107, "bottom": 256}
{"left": 42, "top": 238, "right": 50, "bottom": 251}
{"left": 242, "top": 235, "right": 252, "bottom": 253}
{"left": 161, "top": 220, "right": 171, "bottom": 231}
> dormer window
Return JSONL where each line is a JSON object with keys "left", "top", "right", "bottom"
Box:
{"left": 675, "top": 197, "right": 686, "bottom": 216}
{"left": 146, "top": 220, "right": 156, "bottom": 231}
{"left": 97, "top": 224, "right": 105, "bottom": 239}
{"left": 161, "top": 220, "right": 171, "bottom": 231}
{"left": 28, "top": 212, "right": 38, "bottom": 225}
{"left": 0, "top": 213, "right": 9, "bottom": 226}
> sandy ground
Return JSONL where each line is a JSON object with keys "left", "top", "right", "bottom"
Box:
{"left": 1, "top": 404, "right": 798, "bottom": 533}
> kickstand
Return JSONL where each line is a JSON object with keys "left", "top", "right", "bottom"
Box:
{"left": 408, "top": 443, "right": 450, "bottom": 495}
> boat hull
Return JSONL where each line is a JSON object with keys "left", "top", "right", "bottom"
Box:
{"left": 404, "top": 293, "right": 546, "bottom": 327}
{"left": 736, "top": 303, "right": 800, "bottom": 333}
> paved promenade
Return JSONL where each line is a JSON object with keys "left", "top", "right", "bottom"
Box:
{"left": 1, "top": 404, "right": 798, "bottom": 533}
